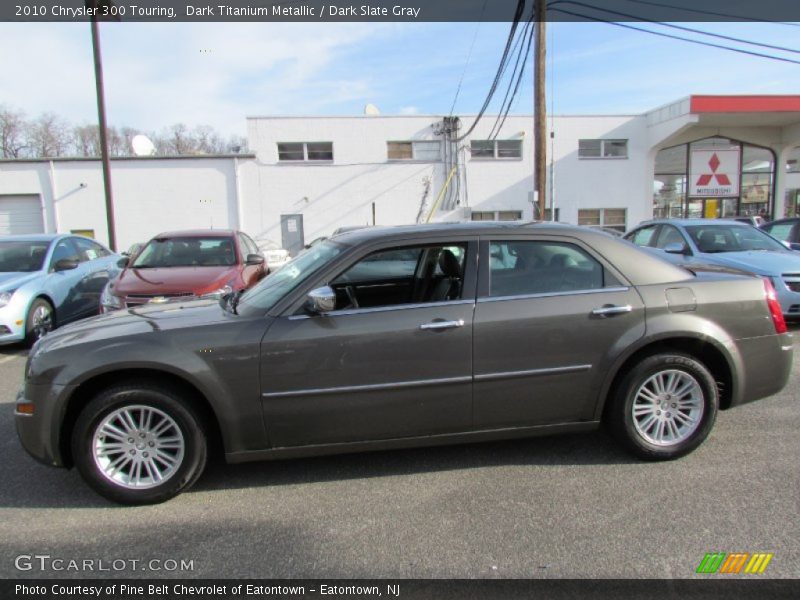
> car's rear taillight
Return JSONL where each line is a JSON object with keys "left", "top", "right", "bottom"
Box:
{"left": 764, "top": 278, "right": 787, "bottom": 334}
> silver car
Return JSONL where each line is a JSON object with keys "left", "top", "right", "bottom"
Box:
{"left": 0, "top": 234, "right": 119, "bottom": 345}
{"left": 625, "top": 219, "right": 800, "bottom": 319}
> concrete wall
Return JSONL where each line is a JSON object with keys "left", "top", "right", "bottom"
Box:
{"left": 0, "top": 157, "right": 244, "bottom": 250}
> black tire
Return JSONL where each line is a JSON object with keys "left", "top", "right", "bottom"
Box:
{"left": 72, "top": 383, "right": 207, "bottom": 505}
{"left": 25, "top": 298, "right": 55, "bottom": 347}
{"left": 606, "top": 353, "right": 718, "bottom": 460}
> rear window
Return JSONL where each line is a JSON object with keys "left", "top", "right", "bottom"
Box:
{"left": 133, "top": 237, "right": 237, "bottom": 268}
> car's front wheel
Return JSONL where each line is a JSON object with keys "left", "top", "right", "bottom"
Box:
{"left": 607, "top": 353, "right": 718, "bottom": 460}
{"left": 72, "top": 383, "right": 207, "bottom": 504}
{"left": 25, "top": 298, "right": 54, "bottom": 346}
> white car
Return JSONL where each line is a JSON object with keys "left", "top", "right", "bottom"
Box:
{"left": 256, "top": 238, "right": 291, "bottom": 270}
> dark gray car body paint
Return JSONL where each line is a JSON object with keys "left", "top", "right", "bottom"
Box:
{"left": 15, "top": 222, "right": 794, "bottom": 468}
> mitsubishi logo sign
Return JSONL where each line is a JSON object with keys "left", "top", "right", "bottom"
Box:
{"left": 690, "top": 148, "right": 740, "bottom": 197}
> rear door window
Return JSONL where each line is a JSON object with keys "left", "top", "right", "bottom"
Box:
{"left": 488, "top": 240, "right": 610, "bottom": 297}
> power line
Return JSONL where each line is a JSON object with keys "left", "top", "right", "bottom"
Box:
{"left": 489, "top": 19, "right": 535, "bottom": 140}
{"left": 449, "top": 0, "right": 488, "bottom": 116}
{"left": 549, "top": 1, "right": 800, "bottom": 55}
{"left": 548, "top": 7, "right": 800, "bottom": 66}
{"left": 454, "top": 0, "right": 528, "bottom": 142}
{"left": 617, "top": 0, "right": 800, "bottom": 26}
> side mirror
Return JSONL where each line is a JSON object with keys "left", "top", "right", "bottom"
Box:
{"left": 54, "top": 258, "right": 79, "bottom": 272}
{"left": 116, "top": 256, "right": 129, "bottom": 268}
{"left": 305, "top": 286, "right": 336, "bottom": 314}
{"left": 246, "top": 253, "right": 265, "bottom": 266}
{"left": 663, "top": 242, "right": 689, "bottom": 255}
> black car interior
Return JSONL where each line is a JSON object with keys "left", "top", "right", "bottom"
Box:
{"left": 330, "top": 244, "right": 467, "bottom": 310}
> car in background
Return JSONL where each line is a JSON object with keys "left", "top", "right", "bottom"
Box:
{"left": 100, "top": 229, "right": 266, "bottom": 312}
{"left": 16, "top": 223, "right": 793, "bottom": 503}
{"left": 0, "top": 234, "right": 118, "bottom": 345}
{"left": 255, "top": 238, "right": 291, "bottom": 269}
{"left": 761, "top": 217, "right": 800, "bottom": 251}
{"left": 121, "top": 242, "right": 144, "bottom": 259}
{"left": 729, "top": 215, "right": 767, "bottom": 228}
{"left": 624, "top": 219, "right": 800, "bottom": 319}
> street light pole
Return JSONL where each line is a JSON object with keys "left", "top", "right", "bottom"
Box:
{"left": 89, "top": 4, "right": 117, "bottom": 251}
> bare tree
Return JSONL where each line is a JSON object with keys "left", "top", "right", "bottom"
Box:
{"left": 0, "top": 104, "right": 29, "bottom": 158}
{"left": 0, "top": 103, "right": 238, "bottom": 158}
{"left": 27, "top": 112, "right": 71, "bottom": 157}
{"left": 73, "top": 124, "right": 101, "bottom": 157}
{"left": 157, "top": 123, "right": 193, "bottom": 155}
{"left": 227, "top": 135, "right": 248, "bottom": 154}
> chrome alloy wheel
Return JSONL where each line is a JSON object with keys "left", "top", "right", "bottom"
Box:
{"left": 92, "top": 405, "right": 185, "bottom": 489}
{"left": 632, "top": 369, "right": 704, "bottom": 446}
{"left": 31, "top": 304, "right": 53, "bottom": 338}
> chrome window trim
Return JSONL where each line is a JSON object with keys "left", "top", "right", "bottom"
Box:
{"left": 479, "top": 286, "right": 630, "bottom": 303}
{"left": 475, "top": 364, "right": 592, "bottom": 382}
{"left": 288, "top": 298, "right": 475, "bottom": 320}
{"left": 263, "top": 375, "right": 472, "bottom": 399}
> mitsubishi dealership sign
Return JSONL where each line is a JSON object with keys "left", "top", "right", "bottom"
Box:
{"left": 689, "top": 148, "right": 740, "bottom": 197}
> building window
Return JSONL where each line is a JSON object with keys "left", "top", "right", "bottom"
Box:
{"left": 578, "top": 139, "right": 628, "bottom": 159}
{"left": 578, "top": 208, "right": 627, "bottom": 232}
{"left": 470, "top": 139, "right": 522, "bottom": 160}
{"left": 471, "top": 210, "right": 523, "bottom": 221}
{"left": 277, "top": 142, "right": 333, "bottom": 162}
{"left": 387, "top": 141, "right": 440, "bottom": 161}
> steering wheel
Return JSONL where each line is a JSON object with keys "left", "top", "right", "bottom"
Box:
{"left": 345, "top": 285, "right": 359, "bottom": 309}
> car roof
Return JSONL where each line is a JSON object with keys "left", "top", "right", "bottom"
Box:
{"left": 330, "top": 221, "right": 591, "bottom": 244}
{"left": 636, "top": 219, "right": 752, "bottom": 228}
{"left": 152, "top": 229, "right": 236, "bottom": 239}
{"left": 0, "top": 233, "right": 67, "bottom": 242}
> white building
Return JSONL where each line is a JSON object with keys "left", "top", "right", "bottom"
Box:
{"left": 1, "top": 95, "right": 799, "bottom": 253}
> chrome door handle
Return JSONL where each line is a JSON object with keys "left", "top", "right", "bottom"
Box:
{"left": 591, "top": 304, "right": 632, "bottom": 317}
{"left": 420, "top": 319, "right": 465, "bottom": 331}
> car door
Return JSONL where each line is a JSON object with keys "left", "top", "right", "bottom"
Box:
{"left": 472, "top": 236, "right": 645, "bottom": 428}
{"left": 71, "top": 237, "right": 116, "bottom": 317}
{"left": 45, "top": 238, "right": 87, "bottom": 323}
{"left": 259, "top": 238, "right": 478, "bottom": 447}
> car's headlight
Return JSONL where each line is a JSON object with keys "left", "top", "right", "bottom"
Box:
{"left": 100, "top": 282, "right": 123, "bottom": 310}
{"left": 0, "top": 290, "right": 16, "bottom": 308}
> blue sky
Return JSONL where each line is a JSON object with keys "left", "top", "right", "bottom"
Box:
{"left": 0, "top": 20, "right": 798, "bottom": 137}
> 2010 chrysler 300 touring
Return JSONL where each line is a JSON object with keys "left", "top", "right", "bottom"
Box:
{"left": 15, "top": 223, "right": 793, "bottom": 504}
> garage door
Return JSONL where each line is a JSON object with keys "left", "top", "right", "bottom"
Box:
{"left": 0, "top": 195, "right": 44, "bottom": 235}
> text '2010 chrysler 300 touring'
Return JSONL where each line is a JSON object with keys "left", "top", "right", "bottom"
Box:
{"left": 15, "top": 223, "right": 793, "bottom": 504}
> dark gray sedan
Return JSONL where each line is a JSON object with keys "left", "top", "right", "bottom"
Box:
{"left": 16, "top": 223, "right": 793, "bottom": 504}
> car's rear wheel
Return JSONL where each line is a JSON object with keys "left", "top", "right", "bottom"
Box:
{"left": 25, "top": 298, "right": 54, "bottom": 346}
{"left": 72, "top": 383, "right": 207, "bottom": 504}
{"left": 607, "top": 353, "right": 718, "bottom": 460}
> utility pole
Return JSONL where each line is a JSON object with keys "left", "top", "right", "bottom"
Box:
{"left": 89, "top": 1, "right": 117, "bottom": 250}
{"left": 534, "top": 0, "right": 547, "bottom": 221}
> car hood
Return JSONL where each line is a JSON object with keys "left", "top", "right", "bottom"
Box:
{"left": 695, "top": 250, "right": 800, "bottom": 276}
{"left": 36, "top": 298, "right": 230, "bottom": 351}
{"left": 114, "top": 265, "right": 237, "bottom": 296}
{"left": 0, "top": 271, "right": 42, "bottom": 291}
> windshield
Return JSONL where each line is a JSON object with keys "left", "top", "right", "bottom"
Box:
{"left": 685, "top": 225, "right": 787, "bottom": 254}
{"left": 0, "top": 240, "right": 50, "bottom": 273}
{"left": 237, "top": 240, "right": 344, "bottom": 313}
{"left": 133, "top": 236, "right": 236, "bottom": 268}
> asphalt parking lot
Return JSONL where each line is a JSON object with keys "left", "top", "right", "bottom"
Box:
{"left": 0, "top": 330, "right": 798, "bottom": 580}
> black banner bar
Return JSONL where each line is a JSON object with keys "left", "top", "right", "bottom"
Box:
{"left": 4, "top": 0, "right": 800, "bottom": 23}
{"left": 4, "top": 579, "right": 800, "bottom": 600}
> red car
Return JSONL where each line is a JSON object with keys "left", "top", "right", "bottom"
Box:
{"left": 100, "top": 230, "right": 267, "bottom": 312}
